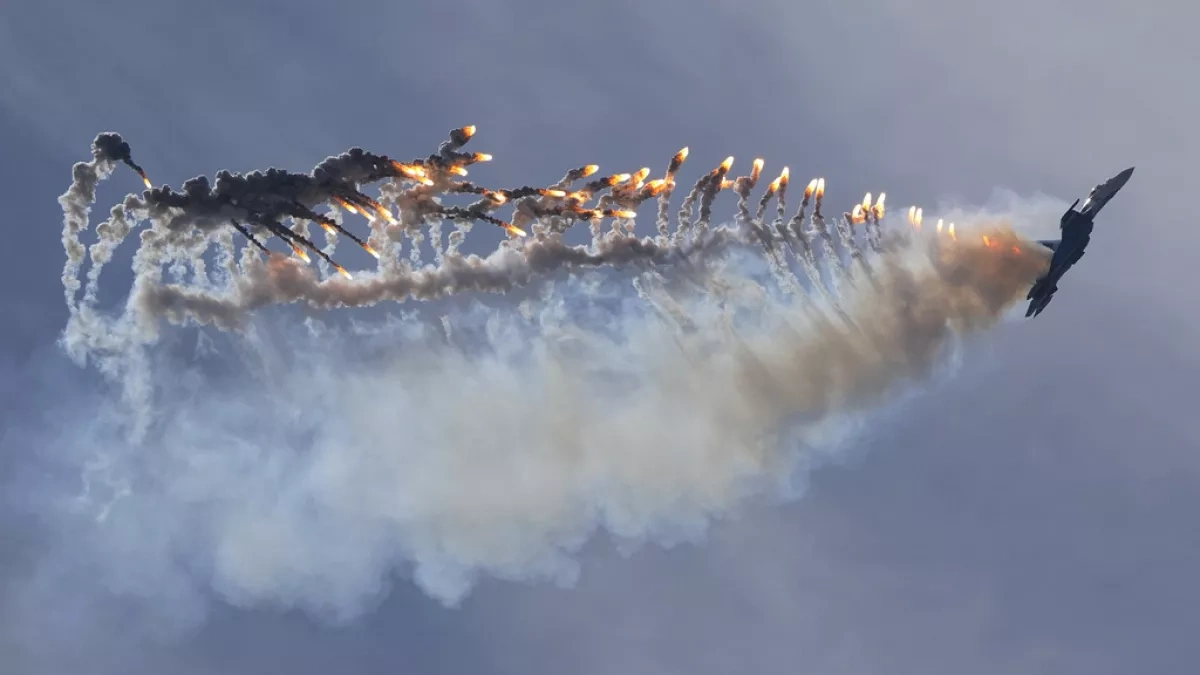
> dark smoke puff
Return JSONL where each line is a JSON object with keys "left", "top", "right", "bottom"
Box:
{"left": 181, "top": 176, "right": 213, "bottom": 200}
{"left": 315, "top": 150, "right": 391, "bottom": 186}
{"left": 92, "top": 132, "right": 132, "bottom": 163}
{"left": 144, "top": 186, "right": 192, "bottom": 210}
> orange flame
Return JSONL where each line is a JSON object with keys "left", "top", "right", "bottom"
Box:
{"left": 936, "top": 218, "right": 944, "bottom": 233}
{"left": 541, "top": 188, "right": 568, "bottom": 198}
{"left": 608, "top": 173, "right": 632, "bottom": 185}
{"left": 391, "top": 161, "right": 434, "bottom": 185}
{"left": 335, "top": 264, "right": 353, "bottom": 280}
{"left": 645, "top": 178, "right": 668, "bottom": 195}
{"left": 363, "top": 244, "right": 380, "bottom": 259}
{"left": 1012, "top": 245, "right": 1022, "bottom": 254}
{"left": 751, "top": 158, "right": 764, "bottom": 181}
{"left": 460, "top": 125, "right": 476, "bottom": 139}
{"left": 862, "top": 192, "right": 872, "bottom": 210}
{"left": 140, "top": 173, "right": 152, "bottom": 189}
{"left": 336, "top": 198, "right": 359, "bottom": 215}
{"left": 850, "top": 204, "right": 866, "bottom": 223}
{"left": 581, "top": 164, "right": 600, "bottom": 177}
{"left": 872, "top": 192, "right": 886, "bottom": 218}
{"left": 719, "top": 178, "right": 734, "bottom": 189}
{"left": 369, "top": 202, "right": 397, "bottom": 224}
{"left": 719, "top": 156, "right": 734, "bottom": 172}
{"left": 320, "top": 222, "right": 337, "bottom": 235}
{"left": 675, "top": 147, "right": 689, "bottom": 163}
{"left": 448, "top": 166, "right": 468, "bottom": 176}
{"left": 568, "top": 191, "right": 588, "bottom": 202}
{"left": 815, "top": 177, "right": 826, "bottom": 199}
{"left": 804, "top": 178, "right": 817, "bottom": 198}
{"left": 504, "top": 223, "right": 527, "bottom": 237}
{"left": 907, "top": 205, "right": 916, "bottom": 225}
{"left": 632, "top": 167, "right": 651, "bottom": 184}
{"left": 948, "top": 222, "right": 956, "bottom": 240}
{"left": 487, "top": 190, "right": 507, "bottom": 203}
{"left": 982, "top": 235, "right": 992, "bottom": 247}
{"left": 290, "top": 243, "right": 311, "bottom": 263}
{"left": 614, "top": 209, "right": 637, "bottom": 218}
{"left": 915, "top": 207, "right": 923, "bottom": 227}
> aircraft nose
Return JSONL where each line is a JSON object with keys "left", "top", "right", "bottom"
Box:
{"left": 1109, "top": 166, "right": 1134, "bottom": 189}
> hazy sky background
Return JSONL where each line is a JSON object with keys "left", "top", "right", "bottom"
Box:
{"left": 2, "top": 1, "right": 1199, "bottom": 673}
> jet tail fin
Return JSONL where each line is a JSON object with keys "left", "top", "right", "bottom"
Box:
{"left": 1060, "top": 199, "right": 1080, "bottom": 229}
{"left": 1037, "top": 239, "right": 1061, "bottom": 252}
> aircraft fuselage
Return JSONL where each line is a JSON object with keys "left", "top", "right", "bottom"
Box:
{"left": 1024, "top": 167, "right": 1132, "bottom": 318}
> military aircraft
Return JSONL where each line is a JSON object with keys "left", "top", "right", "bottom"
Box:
{"left": 1025, "top": 167, "right": 1134, "bottom": 318}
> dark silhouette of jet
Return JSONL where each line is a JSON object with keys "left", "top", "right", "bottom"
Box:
{"left": 1025, "top": 167, "right": 1134, "bottom": 318}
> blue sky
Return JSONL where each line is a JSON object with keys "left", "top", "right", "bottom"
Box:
{"left": 2, "top": 1, "right": 1199, "bottom": 673}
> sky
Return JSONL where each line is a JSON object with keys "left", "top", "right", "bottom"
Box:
{"left": 2, "top": 0, "right": 1199, "bottom": 673}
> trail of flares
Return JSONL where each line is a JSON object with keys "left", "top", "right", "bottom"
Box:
{"left": 656, "top": 147, "right": 688, "bottom": 242}
{"left": 59, "top": 128, "right": 1042, "bottom": 341}
{"left": 51, "top": 126, "right": 1056, "bottom": 616}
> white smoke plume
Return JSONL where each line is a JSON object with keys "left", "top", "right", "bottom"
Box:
{"left": 42, "top": 127, "right": 1053, "bottom": 626}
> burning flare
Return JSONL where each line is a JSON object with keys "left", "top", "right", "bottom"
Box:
{"left": 850, "top": 204, "right": 866, "bottom": 223}
{"left": 768, "top": 167, "right": 790, "bottom": 193}
{"left": 669, "top": 147, "right": 690, "bottom": 173}
{"left": 644, "top": 178, "right": 669, "bottom": 195}
{"left": 290, "top": 242, "right": 311, "bottom": 263}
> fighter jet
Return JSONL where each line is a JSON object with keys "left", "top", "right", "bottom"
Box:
{"left": 1025, "top": 167, "right": 1134, "bottom": 318}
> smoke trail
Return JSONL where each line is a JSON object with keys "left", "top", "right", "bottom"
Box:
{"left": 59, "top": 142, "right": 117, "bottom": 326}
{"left": 43, "top": 128, "right": 1054, "bottom": 626}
